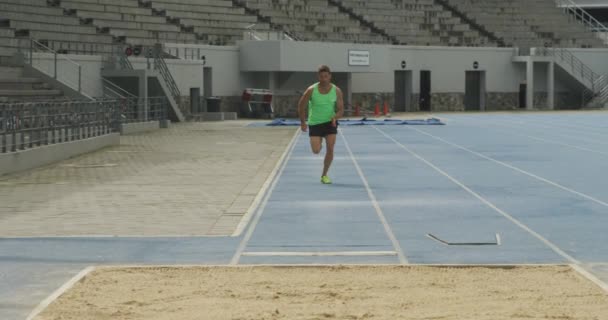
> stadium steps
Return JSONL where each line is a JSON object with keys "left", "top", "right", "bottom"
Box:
{"left": 0, "top": 66, "right": 65, "bottom": 102}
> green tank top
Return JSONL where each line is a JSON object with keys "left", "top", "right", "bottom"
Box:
{"left": 308, "top": 83, "right": 336, "bottom": 126}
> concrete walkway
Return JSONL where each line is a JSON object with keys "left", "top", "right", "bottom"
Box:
{"left": 0, "top": 121, "right": 295, "bottom": 237}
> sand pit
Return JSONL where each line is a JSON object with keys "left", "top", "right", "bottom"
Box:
{"left": 35, "top": 265, "right": 608, "bottom": 320}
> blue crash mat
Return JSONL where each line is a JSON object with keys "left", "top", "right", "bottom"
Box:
{"left": 264, "top": 117, "right": 445, "bottom": 126}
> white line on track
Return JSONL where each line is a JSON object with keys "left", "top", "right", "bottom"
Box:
{"left": 340, "top": 130, "right": 408, "bottom": 264}
{"left": 230, "top": 130, "right": 301, "bottom": 265}
{"left": 26, "top": 266, "right": 95, "bottom": 320}
{"left": 373, "top": 126, "right": 580, "bottom": 265}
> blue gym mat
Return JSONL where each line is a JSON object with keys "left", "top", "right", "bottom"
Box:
{"left": 250, "top": 118, "right": 445, "bottom": 127}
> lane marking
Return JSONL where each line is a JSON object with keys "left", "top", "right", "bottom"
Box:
{"left": 571, "top": 264, "right": 608, "bottom": 294}
{"left": 230, "top": 130, "right": 301, "bottom": 265}
{"left": 340, "top": 130, "right": 408, "bottom": 264}
{"left": 26, "top": 266, "right": 95, "bottom": 320}
{"left": 233, "top": 129, "right": 301, "bottom": 237}
{"left": 438, "top": 115, "right": 608, "bottom": 157}
{"left": 374, "top": 126, "right": 580, "bottom": 265}
{"left": 407, "top": 126, "right": 608, "bottom": 209}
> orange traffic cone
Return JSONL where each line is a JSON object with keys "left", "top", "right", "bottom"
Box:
{"left": 374, "top": 102, "right": 380, "bottom": 117}
{"left": 383, "top": 101, "right": 389, "bottom": 116}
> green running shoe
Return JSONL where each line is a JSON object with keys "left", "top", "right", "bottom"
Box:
{"left": 321, "top": 176, "right": 332, "bottom": 184}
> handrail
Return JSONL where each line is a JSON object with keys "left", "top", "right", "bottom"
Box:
{"left": 535, "top": 46, "right": 608, "bottom": 107}
{"left": 153, "top": 44, "right": 181, "bottom": 103}
{"left": 114, "top": 44, "right": 134, "bottom": 70}
{"left": 555, "top": 0, "right": 608, "bottom": 45}
{"left": 0, "top": 97, "right": 170, "bottom": 153}
{"left": 102, "top": 78, "right": 136, "bottom": 99}
{"left": 20, "top": 39, "right": 94, "bottom": 100}
{"left": 535, "top": 46, "right": 598, "bottom": 89}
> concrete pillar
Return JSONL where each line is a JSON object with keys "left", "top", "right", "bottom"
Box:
{"left": 346, "top": 72, "right": 352, "bottom": 109}
{"left": 268, "top": 71, "right": 277, "bottom": 91}
{"left": 547, "top": 61, "right": 555, "bottom": 110}
{"left": 526, "top": 58, "right": 534, "bottom": 110}
{"left": 138, "top": 71, "right": 149, "bottom": 121}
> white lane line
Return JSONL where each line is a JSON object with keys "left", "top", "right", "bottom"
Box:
{"left": 571, "top": 264, "right": 608, "bottom": 294}
{"left": 496, "top": 116, "right": 608, "bottom": 146}
{"left": 230, "top": 130, "right": 301, "bottom": 265}
{"left": 373, "top": 126, "right": 580, "bottom": 265}
{"left": 232, "top": 129, "right": 301, "bottom": 237}
{"left": 511, "top": 115, "right": 608, "bottom": 135}
{"left": 340, "top": 130, "right": 409, "bottom": 264}
{"left": 407, "top": 126, "right": 608, "bottom": 209}
{"left": 242, "top": 251, "right": 398, "bottom": 257}
{"left": 438, "top": 115, "right": 608, "bottom": 157}
{"left": 26, "top": 266, "right": 95, "bottom": 320}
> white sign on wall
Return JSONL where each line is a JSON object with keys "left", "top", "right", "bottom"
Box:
{"left": 348, "top": 50, "right": 370, "bottom": 66}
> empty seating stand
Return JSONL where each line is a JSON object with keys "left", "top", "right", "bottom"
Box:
{"left": 0, "top": 0, "right": 114, "bottom": 56}
{"left": 148, "top": 0, "right": 271, "bottom": 45}
{"left": 447, "top": 0, "right": 606, "bottom": 48}
{"left": 0, "top": 66, "right": 64, "bottom": 102}
{"left": 337, "top": 0, "right": 493, "bottom": 46}
{"left": 1, "top": 0, "right": 600, "bottom": 58}
{"left": 242, "top": 0, "right": 388, "bottom": 44}
{"left": 55, "top": 0, "right": 202, "bottom": 47}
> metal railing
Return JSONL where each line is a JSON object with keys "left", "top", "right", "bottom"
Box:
{"left": 534, "top": 46, "right": 608, "bottom": 106}
{"left": 119, "top": 96, "right": 169, "bottom": 124}
{"left": 243, "top": 24, "right": 296, "bottom": 41}
{"left": 116, "top": 44, "right": 134, "bottom": 70}
{"left": 555, "top": 0, "right": 608, "bottom": 45}
{"left": 0, "top": 97, "right": 169, "bottom": 153}
{"left": 152, "top": 44, "right": 181, "bottom": 104}
{"left": 583, "top": 74, "right": 608, "bottom": 106}
{"left": 535, "top": 46, "right": 598, "bottom": 87}
{"left": 0, "top": 100, "right": 118, "bottom": 153}
{"left": 102, "top": 78, "right": 136, "bottom": 99}
{"left": 19, "top": 39, "right": 97, "bottom": 100}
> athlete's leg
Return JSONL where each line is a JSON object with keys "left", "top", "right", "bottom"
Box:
{"left": 322, "top": 134, "right": 336, "bottom": 177}
{"left": 310, "top": 136, "right": 322, "bottom": 154}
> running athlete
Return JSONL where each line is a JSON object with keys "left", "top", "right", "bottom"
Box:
{"left": 297, "top": 65, "right": 345, "bottom": 184}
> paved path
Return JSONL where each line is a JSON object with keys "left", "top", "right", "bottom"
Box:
{"left": 0, "top": 121, "right": 295, "bottom": 237}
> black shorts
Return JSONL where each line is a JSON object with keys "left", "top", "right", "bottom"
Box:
{"left": 309, "top": 121, "right": 338, "bottom": 137}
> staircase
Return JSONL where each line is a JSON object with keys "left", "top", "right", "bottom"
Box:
{"left": 0, "top": 66, "right": 63, "bottom": 102}
{"left": 555, "top": 0, "right": 608, "bottom": 47}
{"left": 534, "top": 47, "right": 608, "bottom": 108}
{"left": 152, "top": 44, "right": 185, "bottom": 122}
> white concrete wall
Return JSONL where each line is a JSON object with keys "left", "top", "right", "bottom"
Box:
{"left": 31, "top": 43, "right": 608, "bottom": 101}
{"left": 163, "top": 44, "right": 241, "bottom": 96}
{"left": 353, "top": 46, "right": 524, "bottom": 94}
{"left": 129, "top": 58, "right": 205, "bottom": 97}
{"left": 31, "top": 53, "right": 104, "bottom": 97}
{"left": 567, "top": 48, "right": 608, "bottom": 75}
{"left": 239, "top": 40, "right": 390, "bottom": 73}
{"left": 0, "top": 133, "right": 120, "bottom": 176}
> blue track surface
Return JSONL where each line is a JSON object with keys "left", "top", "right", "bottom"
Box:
{"left": 2, "top": 112, "right": 608, "bottom": 319}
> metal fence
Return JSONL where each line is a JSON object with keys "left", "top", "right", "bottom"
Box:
{"left": 0, "top": 97, "right": 168, "bottom": 153}
{"left": 119, "top": 96, "right": 169, "bottom": 124}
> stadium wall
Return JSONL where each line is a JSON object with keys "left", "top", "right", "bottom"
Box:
{"left": 30, "top": 42, "right": 608, "bottom": 116}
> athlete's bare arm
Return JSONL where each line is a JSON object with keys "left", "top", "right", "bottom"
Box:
{"left": 335, "top": 86, "right": 345, "bottom": 120}
{"left": 330, "top": 86, "right": 345, "bottom": 127}
{"left": 297, "top": 86, "right": 314, "bottom": 132}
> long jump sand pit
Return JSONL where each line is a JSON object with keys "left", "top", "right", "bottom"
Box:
{"left": 35, "top": 265, "right": 608, "bottom": 320}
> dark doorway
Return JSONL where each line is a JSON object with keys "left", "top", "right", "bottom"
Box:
{"left": 519, "top": 83, "right": 526, "bottom": 109}
{"left": 419, "top": 70, "right": 431, "bottom": 111}
{"left": 394, "top": 70, "right": 413, "bottom": 112}
{"left": 465, "top": 71, "right": 484, "bottom": 111}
